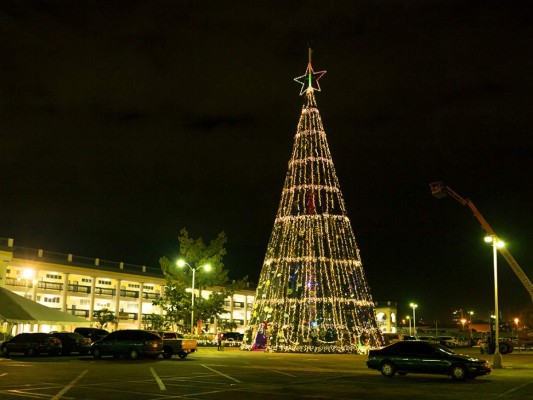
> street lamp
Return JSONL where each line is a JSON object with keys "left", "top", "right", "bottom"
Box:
{"left": 21, "top": 268, "right": 35, "bottom": 298}
{"left": 468, "top": 311, "right": 474, "bottom": 339}
{"left": 410, "top": 303, "right": 418, "bottom": 336}
{"left": 485, "top": 235, "right": 504, "bottom": 368}
{"left": 406, "top": 315, "right": 411, "bottom": 336}
{"left": 176, "top": 259, "right": 211, "bottom": 334}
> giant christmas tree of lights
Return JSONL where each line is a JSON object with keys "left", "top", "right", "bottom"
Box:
{"left": 246, "top": 51, "right": 384, "bottom": 353}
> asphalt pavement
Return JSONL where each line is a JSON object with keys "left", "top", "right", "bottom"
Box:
{"left": 0, "top": 346, "right": 531, "bottom": 399}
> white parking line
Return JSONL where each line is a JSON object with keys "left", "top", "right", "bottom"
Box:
{"left": 498, "top": 381, "right": 532, "bottom": 398}
{"left": 0, "top": 373, "right": 7, "bottom": 377}
{"left": 267, "top": 369, "right": 297, "bottom": 377}
{"left": 150, "top": 367, "right": 166, "bottom": 391}
{"left": 201, "top": 364, "right": 242, "bottom": 383}
{"left": 51, "top": 369, "right": 88, "bottom": 400}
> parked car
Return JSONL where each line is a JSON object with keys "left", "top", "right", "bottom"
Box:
{"left": 437, "top": 336, "right": 460, "bottom": 348}
{"left": 223, "top": 332, "right": 244, "bottom": 342}
{"left": 90, "top": 329, "right": 163, "bottom": 359}
{"left": 455, "top": 337, "right": 471, "bottom": 347}
{"left": 51, "top": 332, "right": 92, "bottom": 356}
{"left": 402, "top": 335, "right": 418, "bottom": 341}
{"left": 417, "top": 336, "right": 436, "bottom": 342}
{"left": 366, "top": 340, "right": 491, "bottom": 381}
{"left": 74, "top": 327, "right": 109, "bottom": 343}
{"left": 382, "top": 333, "right": 401, "bottom": 345}
{"left": 0, "top": 333, "right": 62, "bottom": 357}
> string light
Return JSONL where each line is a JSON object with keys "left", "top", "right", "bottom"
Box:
{"left": 245, "top": 52, "right": 384, "bottom": 353}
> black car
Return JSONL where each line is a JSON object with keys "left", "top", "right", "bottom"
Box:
{"left": 51, "top": 332, "right": 92, "bottom": 355}
{"left": 74, "top": 327, "right": 109, "bottom": 342}
{"left": 366, "top": 340, "right": 491, "bottom": 381}
{"left": 222, "top": 332, "right": 244, "bottom": 342}
{"left": 0, "top": 333, "right": 62, "bottom": 357}
{"left": 90, "top": 329, "right": 163, "bottom": 359}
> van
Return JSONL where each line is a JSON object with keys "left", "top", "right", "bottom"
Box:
{"left": 74, "top": 327, "right": 109, "bottom": 343}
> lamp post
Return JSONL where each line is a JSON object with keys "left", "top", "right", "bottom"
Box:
{"left": 484, "top": 235, "right": 504, "bottom": 368}
{"left": 468, "top": 311, "right": 474, "bottom": 339}
{"left": 410, "top": 303, "right": 418, "bottom": 336}
{"left": 21, "top": 268, "right": 35, "bottom": 298}
{"left": 406, "top": 316, "right": 411, "bottom": 336}
{"left": 176, "top": 259, "right": 211, "bottom": 334}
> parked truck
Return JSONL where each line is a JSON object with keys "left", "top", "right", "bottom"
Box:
{"left": 151, "top": 331, "right": 198, "bottom": 359}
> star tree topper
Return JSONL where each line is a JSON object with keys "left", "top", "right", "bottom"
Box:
{"left": 294, "top": 48, "right": 327, "bottom": 95}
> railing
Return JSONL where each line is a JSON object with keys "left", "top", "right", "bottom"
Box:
{"left": 4, "top": 277, "right": 160, "bottom": 301}
{"left": 120, "top": 289, "right": 139, "bottom": 299}
{"left": 94, "top": 287, "right": 115, "bottom": 296}
{"left": 67, "top": 283, "right": 91, "bottom": 294}
{"left": 38, "top": 281, "right": 63, "bottom": 291}
{"left": 118, "top": 312, "right": 138, "bottom": 321}
{"left": 67, "top": 308, "right": 90, "bottom": 318}
{"left": 4, "top": 277, "right": 32, "bottom": 288}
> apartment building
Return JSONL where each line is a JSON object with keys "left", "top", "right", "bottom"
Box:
{"left": 0, "top": 237, "right": 255, "bottom": 334}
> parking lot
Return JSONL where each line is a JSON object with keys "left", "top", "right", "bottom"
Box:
{"left": 0, "top": 347, "right": 532, "bottom": 399}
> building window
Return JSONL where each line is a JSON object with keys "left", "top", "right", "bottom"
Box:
{"left": 46, "top": 274, "right": 62, "bottom": 280}
{"left": 81, "top": 278, "right": 92, "bottom": 283}
{"left": 44, "top": 297, "right": 60, "bottom": 303}
{"left": 98, "top": 280, "right": 112, "bottom": 286}
{"left": 80, "top": 299, "right": 91, "bottom": 306}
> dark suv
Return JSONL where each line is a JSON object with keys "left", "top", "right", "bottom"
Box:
{"left": 51, "top": 332, "right": 92, "bottom": 355}
{"left": 0, "top": 333, "right": 62, "bottom": 357}
{"left": 74, "top": 327, "right": 109, "bottom": 343}
{"left": 90, "top": 330, "right": 163, "bottom": 359}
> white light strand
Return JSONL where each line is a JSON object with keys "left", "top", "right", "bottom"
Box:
{"left": 246, "top": 84, "right": 383, "bottom": 353}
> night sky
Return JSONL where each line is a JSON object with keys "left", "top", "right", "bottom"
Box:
{"left": 1, "top": 1, "right": 532, "bottom": 325}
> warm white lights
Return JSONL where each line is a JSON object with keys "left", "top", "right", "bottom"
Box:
{"left": 247, "top": 58, "right": 382, "bottom": 353}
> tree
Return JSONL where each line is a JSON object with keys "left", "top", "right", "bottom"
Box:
{"left": 144, "top": 313, "right": 166, "bottom": 331}
{"left": 248, "top": 56, "right": 384, "bottom": 353}
{"left": 156, "top": 229, "right": 247, "bottom": 332}
{"left": 219, "top": 320, "right": 238, "bottom": 332}
{"left": 152, "top": 279, "right": 190, "bottom": 332}
{"left": 94, "top": 308, "right": 117, "bottom": 329}
{"left": 160, "top": 228, "right": 229, "bottom": 288}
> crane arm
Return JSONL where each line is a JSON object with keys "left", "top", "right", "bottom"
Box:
{"left": 430, "top": 181, "right": 533, "bottom": 302}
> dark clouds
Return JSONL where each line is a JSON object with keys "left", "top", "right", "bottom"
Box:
{"left": 1, "top": 0, "right": 532, "bottom": 323}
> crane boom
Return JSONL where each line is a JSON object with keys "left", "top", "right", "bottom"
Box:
{"left": 430, "top": 181, "right": 533, "bottom": 303}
